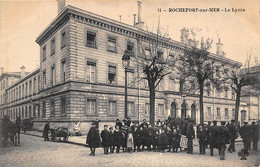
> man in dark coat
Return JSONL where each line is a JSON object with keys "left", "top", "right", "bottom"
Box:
{"left": 115, "top": 119, "right": 123, "bottom": 130}
{"left": 14, "top": 116, "right": 21, "bottom": 146}
{"left": 251, "top": 122, "right": 259, "bottom": 151}
{"left": 186, "top": 119, "right": 195, "bottom": 154}
{"left": 209, "top": 120, "right": 218, "bottom": 156}
{"left": 227, "top": 120, "right": 237, "bottom": 152}
{"left": 218, "top": 121, "right": 230, "bottom": 160}
{"left": 140, "top": 119, "right": 149, "bottom": 128}
{"left": 197, "top": 124, "right": 207, "bottom": 155}
{"left": 86, "top": 123, "right": 101, "bottom": 156}
{"left": 101, "top": 125, "right": 110, "bottom": 154}
{"left": 43, "top": 122, "right": 50, "bottom": 141}
{"left": 239, "top": 121, "right": 252, "bottom": 152}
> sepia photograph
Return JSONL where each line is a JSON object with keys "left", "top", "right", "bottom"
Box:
{"left": 0, "top": 0, "right": 259, "bottom": 166}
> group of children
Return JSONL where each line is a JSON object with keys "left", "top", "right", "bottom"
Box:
{"left": 86, "top": 118, "right": 188, "bottom": 156}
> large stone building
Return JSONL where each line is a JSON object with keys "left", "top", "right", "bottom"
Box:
{"left": 0, "top": 3, "right": 256, "bottom": 133}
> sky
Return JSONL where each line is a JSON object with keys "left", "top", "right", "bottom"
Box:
{"left": 0, "top": 0, "right": 259, "bottom": 73}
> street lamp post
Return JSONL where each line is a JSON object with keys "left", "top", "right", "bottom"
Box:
{"left": 122, "top": 50, "right": 131, "bottom": 119}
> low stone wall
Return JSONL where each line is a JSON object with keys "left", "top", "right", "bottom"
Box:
{"left": 33, "top": 121, "right": 117, "bottom": 135}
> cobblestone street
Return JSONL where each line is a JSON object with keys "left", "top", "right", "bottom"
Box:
{"left": 0, "top": 134, "right": 259, "bottom": 167}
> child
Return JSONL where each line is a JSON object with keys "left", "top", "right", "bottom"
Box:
{"left": 114, "top": 125, "right": 122, "bottom": 153}
{"left": 153, "top": 131, "right": 159, "bottom": 152}
{"left": 127, "top": 128, "right": 134, "bottom": 153}
{"left": 86, "top": 123, "right": 101, "bottom": 156}
{"left": 101, "top": 125, "right": 110, "bottom": 155}
{"left": 108, "top": 127, "right": 115, "bottom": 153}
{"left": 158, "top": 129, "right": 169, "bottom": 152}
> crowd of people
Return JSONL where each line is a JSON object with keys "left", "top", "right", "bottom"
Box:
{"left": 1, "top": 115, "right": 21, "bottom": 147}
{"left": 86, "top": 116, "right": 259, "bottom": 160}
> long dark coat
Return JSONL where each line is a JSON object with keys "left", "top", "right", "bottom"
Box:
{"left": 158, "top": 133, "right": 169, "bottom": 146}
{"left": 209, "top": 125, "right": 218, "bottom": 148}
{"left": 43, "top": 123, "right": 50, "bottom": 138}
{"left": 101, "top": 129, "right": 110, "bottom": 147}
{"left": 108, "top": 131, "right": 115, "bottom": 147}
{"left": 218, "top": 125, "right": 230, "bottom": 144}
{"left": 86, "top": 127, "right": 101, "bottom": 148}
{"left": 114, "top": 129, "right": 123, "bottom": 146}
{"left": 186, "top": 123, "right": 195, "bottom": 139}
{"left": 239, "top": 125, "right": 251, "bottom": 139}
{"left": 226, "top": 123, "right": 237, "bottom": 140}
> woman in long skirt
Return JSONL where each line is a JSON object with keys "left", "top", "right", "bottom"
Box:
{"left": 86, "top": 123, "right": 101, "bottom": 156}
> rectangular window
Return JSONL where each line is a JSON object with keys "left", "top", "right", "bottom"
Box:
{"left": 29, "top": 106, "right": 32, "bottom": 118}
{"left": 33, "top": 105, "right": 36, "bottom": 117}
{"left": 157, "top": 51, "right": 164, "bottom": 60}
{"left": 231, "top": 90, "right": 235, "bottom": 100}
{"left": 43, "top": 71, "right": 46, "bottom": 88}
{"left": 61, "top": 30, "right": 67, "bottom": 49}
{"left": 51, "top": 38, "right": 55, "bottom": 56}
{"left": 61, "top": 60, "right": 66, "bottom": 82}
{"left": 108, "top": 65, "right": 116, "bottom": 84}
{"left": 158, "top": 104, "right": 164, "bottom": 116}
{"left": 206, "top": 84, "right": 211, "bottom": 96}
{"left": 145, "top": 103, "right": 150, "bottom": 115}
{"left": 33, "top": 78, "right": 36, "bottom": 94}
{"left": 232, "top": 109, "right": 235, "bottom": 119}
{"left": 217, "top": 90, "right": 220, "bottom": 98}
{"left": 86, "top": 31, "right": 97, "bottom": 47}
{"left": 128, "top": 102, "right": 135, "bottom": 116}
{"left": 107, "top": 36, "right": 117, "bottom": 52}
{"left": 19, "top": 86, "right": 21, "bottom": 99}
{"left": 25, "top": 107, "right": 28, "bottom": 118}
{"left": 217, "top": 107, "right": 220, "bottom": 118}
{"left": 50, "top": 100, "right": 55, "bottom": 117}
{"left": 38, "top": 76, "right": 40, "bottom": 92}
{"left": 22, "top": 84, "right": 24, "bottom": 98}
{"left": 169, "top": 79, "right": 175, "bottom": 91}
{"left": 207, "top": 107, "right": 211, "bottom": 116}
{"left": 108, "top": 100, "right": 117, "bottom": 115}
{"left": 42, "top": 46, "right": 46, "bottom": 61}
{"left": 61, "top": 98, "right": 66, "bottom": 115}
{"left": 179, "top": 80, "right": 184, "bottom": 93}
{"left": 225, "top": 88, "right": 228, "bottom": 99}
{"left": 127, "top": 70, "right": 135, "bottom": 87}
{"left": 29, "top": 81, "right": 32, "bottom": 95}
{"left": 42, "top": 101, "right": 46, "bottom": 118}
{"left": 144, "top": 47, "right": 151, "bottom": 57}
{"left": 86, "top": 99, "right": 97, "bottom": 115}
{"left": 216, "top": 68, "right": 220, "bottom": 78}
{"left": 25, "top": 83, "right": 28, "bottom": 97}
{"left": 225, "top": 108, "right": 229, "bottom": 117}
{"left": 86, "top": 61, "right": 96, "bottom": 83}
{"left": 51, "top": 66, "right": 56, "bottom": 86}
{"left": 127, "top": 40, "right": 134, "bottom": 53}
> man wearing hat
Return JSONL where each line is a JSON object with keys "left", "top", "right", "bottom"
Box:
{"left": 239, "top": 121, "right": 252, "bottom": 152}
{"left": 218, "top": 121, "right": 230, "bottom": 160}
{"left": 251, "top": 122, "right": 259, "bottom": 151}
{"left": 227, "top": 120, "right": 237, "bottom": 153}
{"left": 186, "top": 119, "right": 195, "bottom": 154}
{"left": 209, "top": 120, "right": 218, "bottom": 156}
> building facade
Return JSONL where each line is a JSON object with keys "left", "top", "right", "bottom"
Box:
{"left": 0, "top": 5, "right": 254, "bottom": 133}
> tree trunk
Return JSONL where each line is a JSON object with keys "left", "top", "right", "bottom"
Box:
{"left": 199, "top": 82, "right": 204, "bottom": 124}
{"left": 149, "top": 86, "right": 156, "bottom": 127}
{"left": 235, "top": 88, "right": 241, "bottom": 124}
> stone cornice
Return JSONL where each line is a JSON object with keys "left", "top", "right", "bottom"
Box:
{"left": 36, "top": 5, "right": 242, "bottom": 67}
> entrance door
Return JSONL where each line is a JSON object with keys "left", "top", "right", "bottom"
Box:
{"left": 181, "top": 103, "right": 187, "bottom": 118}
{"left": 191, "top": 104, "right": 196, "bottom": 123}
{"left": 241, "top": 110, "right": 246, "bottom": 123}
{"left": 171, "top": 102, "right": 177, "bottom": 118}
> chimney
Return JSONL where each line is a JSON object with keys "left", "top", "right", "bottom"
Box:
{"left": 135, "top": 1, "right": 144, "bottom": 29}
{"left": 57, "top": 0, "right": 66, "bottom": 14}
{"left": 119, "top": 15, "right": 122, "bottom": 22}
{"left": 0, "top": 67, "right": 4, "bottom": 75}
{"left": 180, "top": 28, "right": 188, "bottom": 44}
{"left": 216, "top": 38, "right": 223, "bottom": 56}
{"left": 20, "top": 66, "right": 25, "bottom": 78}
{"left": 133, "top": 14, "right": 136, "bottom": 26}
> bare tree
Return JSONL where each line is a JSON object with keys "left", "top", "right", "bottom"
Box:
{"left": 132, "top": 28, "right": 175, "bottom": 127}
{"left": 224, "top": 52, "right": 259, "bottom": 124}
{"left": 177, "top": 37, "right": 224, "bottom": 124}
